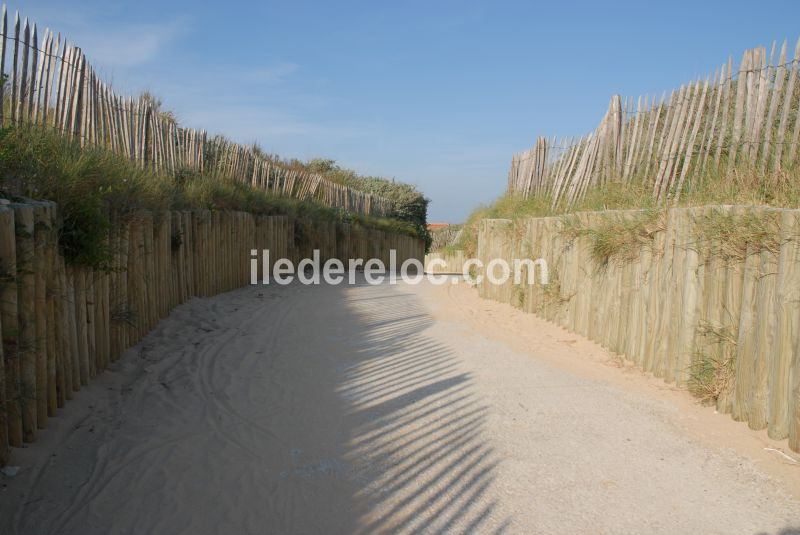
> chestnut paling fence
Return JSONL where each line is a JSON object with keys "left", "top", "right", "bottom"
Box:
{"left": 509, "top": 39, "right": 800, "bottom": 209}
{"left": 476, "top": 207, "right": 800, "bottom": 452}
{"left": 0, "top": 5, "right": 394, "bottom": 217}
{"left": 0, "top": 201, "right": 424, "bottom": 465}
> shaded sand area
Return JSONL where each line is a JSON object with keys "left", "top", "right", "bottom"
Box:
{"left": 1, "top": 276, "right": 798, "bottom": 534}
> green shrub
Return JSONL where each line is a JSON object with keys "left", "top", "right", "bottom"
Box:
{"left": 289, "top": 158, "right": 431, "bottom": 250}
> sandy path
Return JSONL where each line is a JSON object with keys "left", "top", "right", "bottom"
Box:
{"left": 1, "top": 277, "right": 799, "bottom": 534}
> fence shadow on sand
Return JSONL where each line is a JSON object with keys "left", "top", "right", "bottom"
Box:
{"left": 335, "top": 280, "right": 511, "bottom": 534}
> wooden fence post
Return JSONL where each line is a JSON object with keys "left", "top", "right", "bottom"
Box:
{"left": 64, "top": 267, "right": 80, "bottom": 392}
{"left": 73, "top": 268, "right": 90, "bottom": 386}
{"left": 0, "top": 205, "right": 21, "bottom": 449}
{"left": 55, "top": 256, "right": 72, "bottom": 404}
{"left": 32, "top": 203, "right": 49, "bottom": 428}
{"left": 85, "top": 267, "right": 96, "bottom": 378}
{"left": 770, "top": 209, "right": 800, "bottom": 439}
{"left": 13, "top": 204, "right": 36, "bottom": 442}
{"left": 674, "top": 208, "right": 704, "bottom": 388}
{"left": 749, "top": 208, "right": 778, "bottom": 430}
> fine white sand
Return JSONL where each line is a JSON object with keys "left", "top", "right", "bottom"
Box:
{"left": 1, "top": 276, "right": 799, "bottom": 534}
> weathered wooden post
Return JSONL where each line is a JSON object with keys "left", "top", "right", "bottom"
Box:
{"left": 32, "top": 202, "right": 49, "bottom": 428}
{"left": 14, "top": 204, "right": 37, "bottom": 442}
{"left": 770, "top": 209, "right": 800, "bottom": 439}
{"left": 0, "top": 205, "right": 22, "bottom": 448}
{"left": 749, "top": 207, "right": 779, "bottom": 430}
{"left": 73, "top": 268, "right": 90, "bottom": 386}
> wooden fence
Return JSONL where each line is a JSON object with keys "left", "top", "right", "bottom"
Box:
{"left": 476, "top": 207, "right": 800, "bottom": 452}
{"left": 429, "top": 225, "right": 463, "bottom": 251}
{"left": 509, "top": 39, "right": 800, "bottom": 209}
{"left": 0, "top": 200, "right": 424, "bottom": 465}
{"left": 424, "top": 251, "right": 466, "bottom": 274}
{"left": 0, "top": 5, "right": 394, "bottom": 217}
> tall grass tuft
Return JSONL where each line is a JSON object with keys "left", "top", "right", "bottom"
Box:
{"left": 585, "top": 210, "right": 664, "bottom": 267}
{"left": 691, "top": 207, "right": 784, "bottom": 262}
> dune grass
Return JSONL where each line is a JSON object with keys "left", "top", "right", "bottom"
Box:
{"left": 0, "top": 126, "right": 420, "bottom": 267}
{"left": 691, "top": 207, "right": 783, "bottom": 262}
{"left": 582, "top": 210, "right": 664, "bottom": 267}
{"left": 451, "top": 167, "right": 800, "bottom": 257}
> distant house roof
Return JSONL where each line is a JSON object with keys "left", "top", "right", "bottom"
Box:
{"left": 427, "top": 223, "right": 450, "bottom": 231}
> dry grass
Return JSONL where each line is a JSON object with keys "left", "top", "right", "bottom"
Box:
{"left": 587, "top": 210, "right": 664, "bottom": 267}
{"left": 556, "top": 210, "right": 664, "bottom": 267}
{"left": 688, "top": 320, "right": 738, "bottom": 404}
{"left": 687, "top": 350, "right": 736, "bottom": 404}
{"left": 540, "top": 267, "right": 572, "bottom": 308}
{"left": 692, "top": 208, "right": 784, "bottom": 262}
{"left": 696, "top": 320, "right": 739, "bottom": 349}
{"left": 557, "top": 214, "right": 588, "bottom": 242}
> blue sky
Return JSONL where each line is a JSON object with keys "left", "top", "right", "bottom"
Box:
{"left": 11, "top": 1, "right": 800, "bottom": 221}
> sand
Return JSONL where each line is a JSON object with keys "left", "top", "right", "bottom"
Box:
{"left": 1, "top": 276, "right": 799, "bottom": 534}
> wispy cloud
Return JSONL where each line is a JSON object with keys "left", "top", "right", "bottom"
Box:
{"left": 12, "top": 3, "right": 187, "bottom": 68}
{"left": 75, "top": 20, "right": 186, "bottom": 67}
{"left": 244, "top": 63, "right": 300, "bottom": 85}
{"left": 181, "top": 104, "right": 366, "bottom": 145}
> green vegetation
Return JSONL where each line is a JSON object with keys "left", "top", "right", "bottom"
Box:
{"left": 579, "top": 210, "right": 663, "bottom": 267}
{"left": 454, "top": 168, "right": 800, "bottom": 257}
{"left": 0, "top": 126, "right": 422, "bottom": 267}
{"left": 294, "top": 158, "right": 430, "bottom": 249}
{"left": 233, "top": 155, "right": 431, "bottom": 248}
{"left": 541, "top": 267, "right": 567, "bottom": 308}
